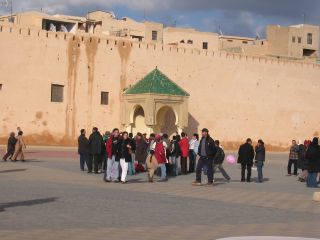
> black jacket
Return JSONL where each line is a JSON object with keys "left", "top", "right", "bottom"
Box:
{"left": 116, "top": 138, "right": 135, "bottom": 162}
{"left": 197, "top": 136, "right": 217, "bottom": 158}
{"left": 238, "top": 143, "right": 254, "bottom": 164}
{"left": 88, "top": 131, "right": 103, "bottom": 155}
{"left": 170, "top": 140, "right": 181, "bottom": 157}
{"left": 78, "top": 134, "right": 89, "bottom": 154}
{"left": 135, "top": 139, "right": 148, "bottom": 163}
{"left": 297, "top": 144, "right": 307, "bottom": 170}
{"left": 306, "top": 143, "right": 320, "bottom": 173}
{"left": 255, "top": 145, "right": 265, "bottom": 162}
{"left": 7, "top": 136, "right": 17, "bottom": 152}
{"left": 213, "top": 146, "right": 225, "bottom": 164}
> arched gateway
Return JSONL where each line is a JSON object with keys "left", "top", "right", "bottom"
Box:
{"left": 122, "top": 67, "right": 189, "bottom": 136}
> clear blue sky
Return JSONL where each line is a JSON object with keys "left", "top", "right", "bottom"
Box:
{"left": 1, "top": 0, "right": 319, "bottom": 37}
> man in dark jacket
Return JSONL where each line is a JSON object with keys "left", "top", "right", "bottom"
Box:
{"left": 255, "top": 139, "right": 266, "bottom": 183}
{"left": 213, "top": 140, "right": 230, "bottom": 181}
{"left": 306, "top": 137, "right": 320, "bottom": 188}
{"left": 170, "top": 135, "right": 181, "bottom": 176}
{"left": 238, "top": 138, "right": 255, "bottom": 182}
{"left": 78, "top": 129, "right": 89, "bottom": 171}
{"left": 2, "top": 132, "right": 17, "bottom": 161}
{"left": 88, "top": 127, "right": 103, "bottom": 174}
{"left": 192, "top": 128, "right": 217, "bottom": 186}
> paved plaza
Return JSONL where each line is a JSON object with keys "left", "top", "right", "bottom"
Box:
{"left": 0, "top": 147, "right": 319, "bottom": 240}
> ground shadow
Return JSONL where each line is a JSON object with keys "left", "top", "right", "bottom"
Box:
{"left": 126, "top": 178, "right": 150, "bottom": 184}
{"left": 252, "top": 177, "right": 270, "bottom": 182}
{"left": 24, "top": 159, "right": 44, "bottom": 163}
{"left": 0, "top": 197, "right": 59, "bottom": 212}
{"left": 0, "top": 169, "right": 27, "bottom": 173}
{"left": 213, "top": 182, "right": 226, "bottom": 186}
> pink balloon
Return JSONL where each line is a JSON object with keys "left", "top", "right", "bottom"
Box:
{"left": 226, "top": 154, "right": 236, "bottom": 164}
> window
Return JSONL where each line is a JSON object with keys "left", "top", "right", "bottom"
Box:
{"left": 152, "top": 31, "right": 158, "bottom": 41}
{"left": 298, "top": 37, "right": 302, "bottom": 43}
{"left": 51, "top": 84, "right": 64, "bottom": 102}
{"left": 101, "top": 92, "right": 109, "bottom": 105}
{"left": 307, "top": 33, "right": 313, "bottom": 45}
{"left": 227, "top": 39, "right": 233, "bottom": 42}
{"left": 242, "top": 41, "right": 248, "bottom": 44}
{"left": 292, "top": 36, "right": 296, "bottom": 43}
{"left": 202, "top": 42, "right": 208, "bottom": 50}
{"left": 187, "top": 40, "right": 193, "bottom": 44}
{"left": 0, "top": 84, "right": 2, "bottom": 90}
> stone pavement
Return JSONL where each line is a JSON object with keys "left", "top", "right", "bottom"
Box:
{"left": 0, "top": 147, "right": 319, "bottom": 240}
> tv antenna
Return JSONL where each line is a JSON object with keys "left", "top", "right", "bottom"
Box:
{"left": 302, "top": 12, "right": 306, "bottom": 24}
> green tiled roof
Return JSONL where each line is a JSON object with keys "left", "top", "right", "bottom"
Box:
{"left": 124, "top": 68, "right": 190, "bottom": 96}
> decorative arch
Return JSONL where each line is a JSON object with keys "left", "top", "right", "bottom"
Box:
{"left": 155, "top": 106, "right": 178, "bottom": 136}
{"left": 129, "top": 104, "right": 145, "bottom": 124}
{"left": 130, "top": 105, "right": 148, "bottom": 135}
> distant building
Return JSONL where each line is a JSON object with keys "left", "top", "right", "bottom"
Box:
{"left": 163, "top": 27, "right": 219, "bottom": 51}
{"left": 0, "top": 11, "right": 319, "bottom": 61}
{"left": 219, "top": 35, "right": 267, "bottom": 55}
{"left": 267, "top": 24, "right": 320, "bottom": 60}
{"left": 0, "top": 10, "right": 320, "bottom": 148}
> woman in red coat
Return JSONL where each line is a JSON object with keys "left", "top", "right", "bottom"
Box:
{"left": 154, "top": 134, "right": 167, "bottom": 181}
{"left": 179, "top": 132, "right": 189, "bottom": 175}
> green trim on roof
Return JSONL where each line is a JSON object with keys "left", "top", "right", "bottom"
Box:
{"left": 124, "top": 68, "right": 190, "bottom": 96}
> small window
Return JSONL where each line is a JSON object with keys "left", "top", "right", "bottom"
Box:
{"left": 180, "top": 40, "right": 185, "bottom": 43}
{"left": 227, "top": 39, "right": 233, "bottom": 42}
{"left": 51, "top": 84, "right": 64, "bottom": 102}
{"left": 292, "top": 36, "right": 296, "bottom": 43}
{"left": 0, "top": 84, "right": 2, "bottom": 90}
{"left": 101, "top": 92, "right": 109, "bottom": 105}
{"left": 307, "top": 33, "right": 312, "bottom": 44}
{"left": 242, "top": 41, "right": 248, "bottom": 44}
{"left": 202, "top": 42, "right": 208, "bottom": 50}
{"left": 298, "top": 37, "right": 302, "bottom": 43}
{"left": 261, "top": 41, "right": 264, "bottom": 45}
{"left": 187, "top": 40, "right": 193, "bottom": 44}
{"left": 152, "top": 31, "right": 158, "bottom": 41}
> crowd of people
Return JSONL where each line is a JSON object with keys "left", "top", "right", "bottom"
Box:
{"left": 287, "top": 138, "right": 320, "bottom": 188}
{"left": 76, "top": 127, "right": 269, "bottom": 185}
{"left": 2, "top": 127, "right": 26, "bottom": 162}
{"left": 2, "top": 126, "right": 319, "bottom": 188}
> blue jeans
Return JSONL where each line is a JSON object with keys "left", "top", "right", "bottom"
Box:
{"left": 196, "top": 156, "right": 213, "bottom": 183}
{"left": 79, "top": 154, "right": 88, "bottom": 170}
{"left": 128, "top": 160, "right": 135, "bottom": 175}
{"left": 256, "top": 161, "right": 264, "bottom": 182}
{"left": 213, "top": 164, "right": 230, "bottom": 180}
{"left": 307, "top": 172, "right": 318, "bottom": 188}
{"left": 189, "top": 150, "right": 196, "bottom": 173}
{"left": 159, "top": 164, "right": 166, "bottom": 179}
{"left": 171, "top": 156, "right": 180, "bottom": 176}
{"left": 105, "top": 155, "right": 119, "bottom": 181}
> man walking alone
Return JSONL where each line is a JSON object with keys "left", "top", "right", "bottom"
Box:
{"left": 192, "top": 128, "right": 217, "bottom": 186}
